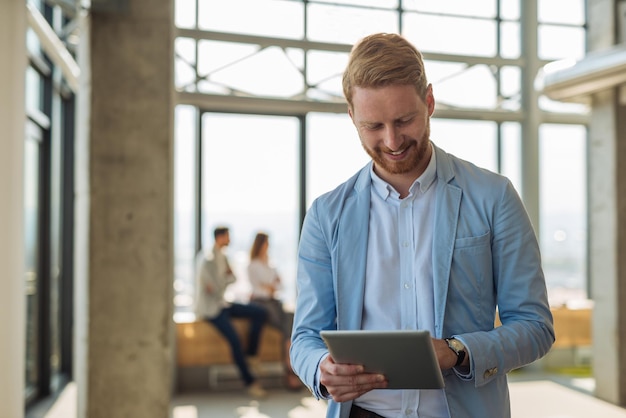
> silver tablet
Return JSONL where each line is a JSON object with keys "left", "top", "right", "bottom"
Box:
{"left": 320, "top": 330, "right": 445, "bottom": 389}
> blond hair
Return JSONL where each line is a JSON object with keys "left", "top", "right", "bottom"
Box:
{"left": 342, "top": 33, "right": 429, "bottom": 109}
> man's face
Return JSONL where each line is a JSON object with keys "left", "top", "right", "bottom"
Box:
{"left": 349, "top": 84, "right": 434, "bottom": 181}
{"left": 216, "top": 232, "right": 230, "bottom": 247}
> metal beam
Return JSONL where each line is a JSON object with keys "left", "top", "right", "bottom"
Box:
{"left": 176, "top": 91, "right": 542, "bottom": 122}
{"left": 175, "top": 28, "right": 531, "bottom": 67}
{"left": 26, "top": 2, "right": 80, "bottom": 93}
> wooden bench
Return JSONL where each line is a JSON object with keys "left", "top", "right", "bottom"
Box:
{"left": 494, "top": 306, "right": 592, "bottom": 349}
{"left": 550, "top": 306, "right": 592, "bottom": 349}
{"left": 495, "top": 305, "right": 593, "bottom": 368}
{"left": 176, "top": 319, "right": 283, "bottom": 367}
{"left": 176, "top": 319, "right": 286, "bottom": 389}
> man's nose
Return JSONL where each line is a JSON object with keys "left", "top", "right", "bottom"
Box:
{"left": 383, "top": 125, "right": 403, "bottom": 151}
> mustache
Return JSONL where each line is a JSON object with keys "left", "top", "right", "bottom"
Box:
{"left": 376, "top": 139, "right": 415, "bottom": 154}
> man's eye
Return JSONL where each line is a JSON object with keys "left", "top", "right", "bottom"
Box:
{"left": 365, "top": 124, "right": 381, "bottom": 130}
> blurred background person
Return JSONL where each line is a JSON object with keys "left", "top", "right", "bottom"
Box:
{"left": 196, "top": 226, "right": 269, "bottom": 398}
{"left": 248, "top": 231, "right": 301, "bottom": 390}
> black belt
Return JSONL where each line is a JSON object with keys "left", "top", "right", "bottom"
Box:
{"left": 349, "top": 404, "right": 385, "bottom": 418}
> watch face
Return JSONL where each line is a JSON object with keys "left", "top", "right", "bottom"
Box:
{"left": 449, "top": 338, "right": 465, "bottom": 352}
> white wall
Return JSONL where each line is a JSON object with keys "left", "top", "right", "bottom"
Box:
{"left": 0, "top": 1, "right": 27, "bottom": 417}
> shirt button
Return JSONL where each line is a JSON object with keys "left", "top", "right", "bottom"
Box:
{"left": 406, "top": 409, "right": 413, "bottom": 415}
{"left": 404, "top": 283, "right": 410, "bottom": 289}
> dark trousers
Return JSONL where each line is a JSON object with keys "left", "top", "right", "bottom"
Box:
{"left": 349, "top": 405, "right": 385, "bottom": 418}
{"left": 207, "top": 302, "right": 267, "bottom": 385}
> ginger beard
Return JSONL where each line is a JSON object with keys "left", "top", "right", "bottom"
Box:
{"left": 361, "top": 117, "right": 431, "bottom": 176}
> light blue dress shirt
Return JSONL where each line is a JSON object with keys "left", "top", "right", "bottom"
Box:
{"left": 356, "top": 145, "right": 447, "bottom": 418}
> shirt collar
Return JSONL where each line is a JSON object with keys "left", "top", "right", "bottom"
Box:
{"left": 370, "top": 142, "right": 437, "bottom": 200}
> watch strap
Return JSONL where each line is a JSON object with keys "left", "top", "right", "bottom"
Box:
{"left": 445, "top": 338, "right": 466, "bottom": 367}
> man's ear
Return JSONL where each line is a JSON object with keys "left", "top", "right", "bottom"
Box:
{"left": 425, "top": 84, "right": 435, "bottom": 117}
{"left": 348, "top": 106, "right": 354, "bottom": 121}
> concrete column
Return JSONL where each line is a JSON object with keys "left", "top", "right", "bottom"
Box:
{"left": 0, "top": 1, "right": 26, "bottom": 417}
{"left": 589, "top": 89, "right": 621, "bottom": 404}
{"left": 74, "top": 0, "right": 174, "bottom": 416}
{"left": 614, "top": 93, "right": 626, "bottom": 406}
{"left": 588, "top": 0, "right": 626, "bottom": 407}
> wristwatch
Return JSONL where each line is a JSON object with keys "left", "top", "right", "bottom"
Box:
{"left": 445, "top": 337, "right": 466, "bottom": 367}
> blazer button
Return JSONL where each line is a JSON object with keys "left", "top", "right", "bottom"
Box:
{"left": 483, "top": 367, "right": 498, "bottom": 378}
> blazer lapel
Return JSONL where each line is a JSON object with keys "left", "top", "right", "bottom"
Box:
{"left": 336, "top": 167, "right": 371, "bottom": 330}
{"left": 432, "top": 146, "right": 462, "bottom": 338}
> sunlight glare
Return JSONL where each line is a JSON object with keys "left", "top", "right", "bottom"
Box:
{"left": 287, "top": 396, "right": 329, "bottom": 418}
{"left": 172, "top": 405, "right": 198, "bottom": 418}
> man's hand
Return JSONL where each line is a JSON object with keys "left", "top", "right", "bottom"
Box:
{"left": 319, "top": 355, "right": 388, "bottom": 402}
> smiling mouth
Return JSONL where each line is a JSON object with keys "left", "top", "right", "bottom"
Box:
{"left": 389, "top": 149, "right": 405, "bottom": 156}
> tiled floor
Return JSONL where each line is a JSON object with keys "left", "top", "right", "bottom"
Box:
{"left": 37, "top": 369, "right": 626, "bottom": 418}
{"left": 170, "top": 370, "right": 626, "bottom": 418}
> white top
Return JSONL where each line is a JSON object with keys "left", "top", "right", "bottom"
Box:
{"left": 248, "top": 259, "right": 280, "bottom": 299}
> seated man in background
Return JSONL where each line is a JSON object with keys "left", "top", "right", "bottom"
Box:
{"left": 195, "top": 226, "right": 268, "bottom": 398}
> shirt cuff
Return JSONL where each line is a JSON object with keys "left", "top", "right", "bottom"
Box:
{"left": 315, "top": 353, "right": 332, "bottom": 399}
{"left": 452, "top": 336, "right": 474, "bottom": 380}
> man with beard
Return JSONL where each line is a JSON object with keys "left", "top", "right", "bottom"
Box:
{"left": 289, "top": 33, "right": 554, "bottom": 418}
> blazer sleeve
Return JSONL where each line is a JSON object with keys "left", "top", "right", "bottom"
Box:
{"left": 457, "top": 179, "right": 555, "bottom": 387}
{"left": 290, "top": 199, "right": 337, "bottom": 399}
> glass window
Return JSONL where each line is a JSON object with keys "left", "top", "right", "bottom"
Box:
{"left": 175, "top": 0, "right": 197, "bottom": 28}
{"left": 539, "top": 0, "right": 585, "bottom": 25}
{"left": 430, "top": 64, "right": 498, "bottom": 110}
{"left": 430, "top": 119, "right": 498, "bottom": 172}
{"left": 173, "top": 105, "right": 198, "bottom": 320}
{"left": 23, "top": 3, "right": 77, "bottom": 408}
{"left": 197, "top": 40, "right": 258, "bottom": 76}
{"left": 538, "top": 25, "right": 586, "bottom": 61}
{"left": 539, "top": 124, "right": 587, "bottom": 305}
{"left": 500, "top": 21, "right": 520, "bottom": 59}
{"left": 307, "top": 50, "right": 350, "bottom": 101}
{"left": 206, "top": 46, "right": 304, "bottom": 97}
{"left": 306, "top": 113, "right": 370, "bottom": 206}
{"left": 500, "top": 0, "right": 520, "bottom": 20}
{"left": 403, "top": 13, "right": 497, "bottom": 57}
{"left": 313, "top": 0, "right": 398, "bottom": 8}
{"left": 198, "top": 0, "right": 304, "bottom": 39}
{"left": 201, "top": 113, "right": 300, "bottom": 309}
{"left": 427, "top": 61, "right": 507, "bottom": 110}
{"left": 174, "top": 38, "right": 197, "bottom": 92}
{"left": 26, "top": 0, "right": 43, "bottom": 55}
{"left": 500, "top": 66, "right": 521, "bottom": 110}
{"left": 403, "top": 0, "right": 497, "bottom": 18}
{"left": 172, "top": 0, "right": 589, "bottom": 319}
{"left": 25, "top": 66, "right": 43, "bottom": 114}
{"left": 500, "top": 122, "right": 522, "bottom": 193}
{"left": 307, "top": 3, "right": 398, "bottom": 44}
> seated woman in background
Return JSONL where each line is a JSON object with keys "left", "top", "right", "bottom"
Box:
{"left": 248, "top": 232, "right": 301, "bottom": 390}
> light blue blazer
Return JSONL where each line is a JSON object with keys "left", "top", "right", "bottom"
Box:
{"left": 290, "top": 144, "right": 555, "bottom": 418}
